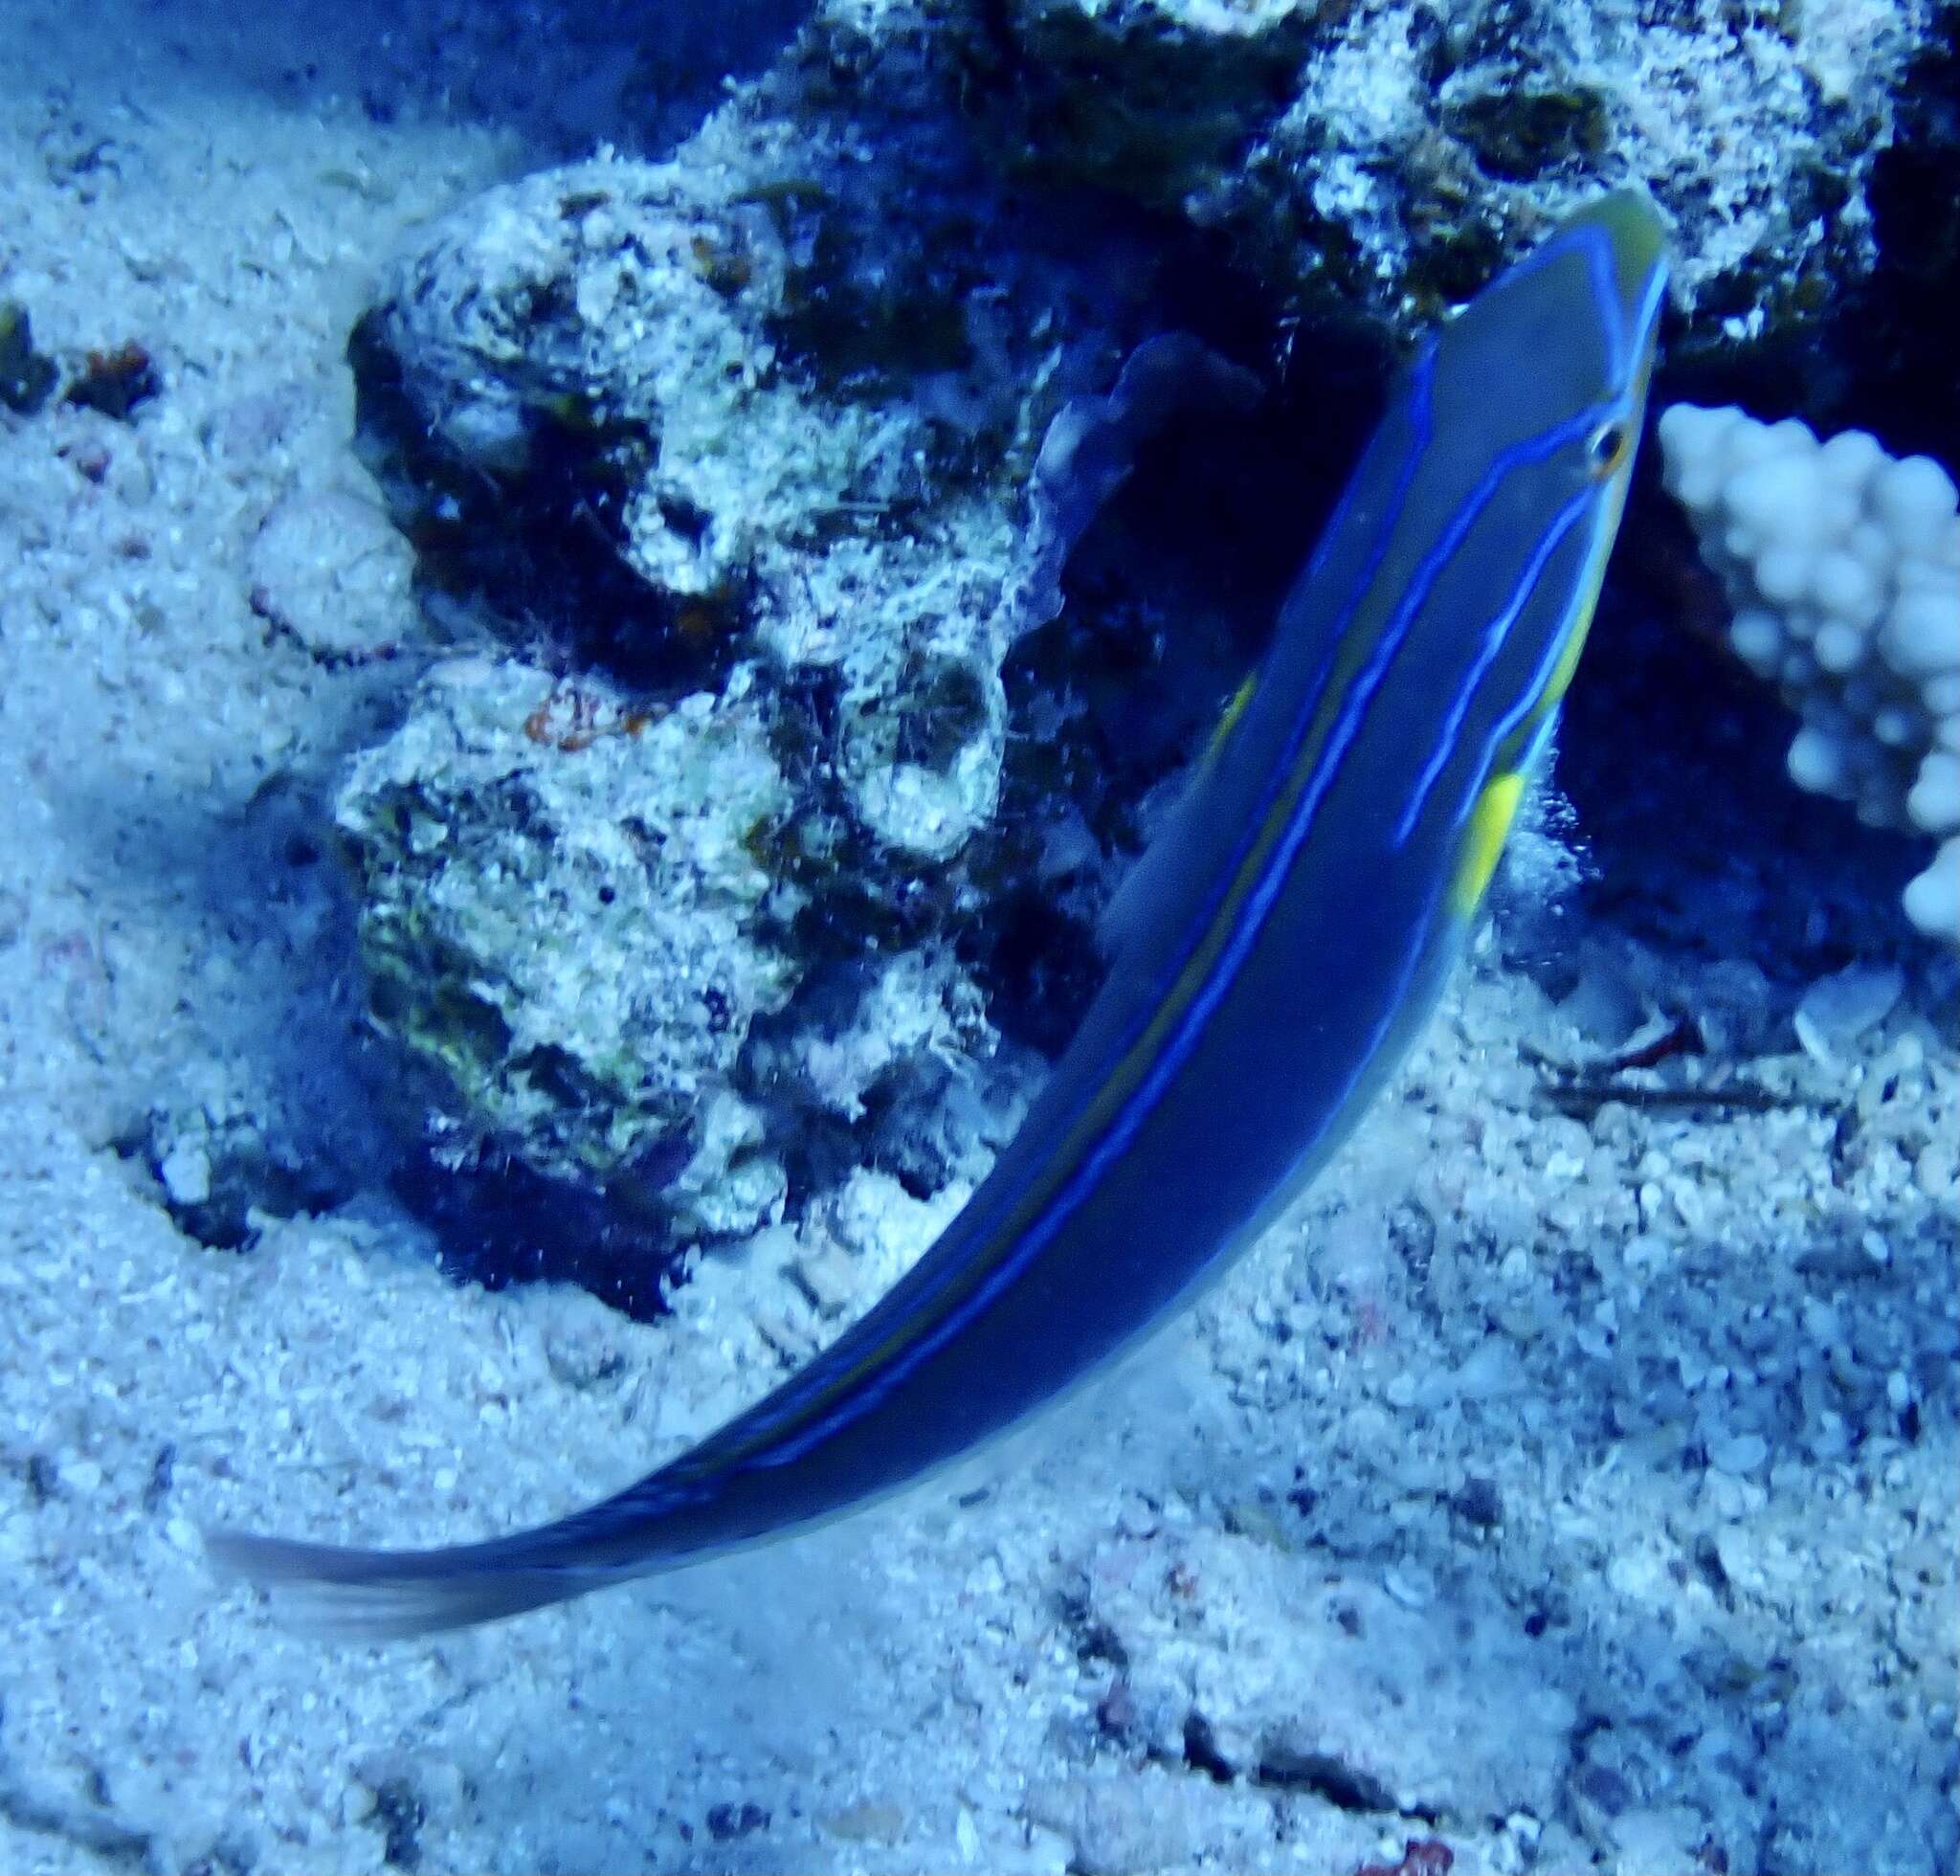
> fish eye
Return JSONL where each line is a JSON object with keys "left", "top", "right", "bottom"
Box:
{"left": 1589, "top": 421, "right": 1628, "bottom": 473}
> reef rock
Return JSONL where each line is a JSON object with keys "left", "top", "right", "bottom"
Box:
{"left": 963, "top": 0, "right": 1935, "bottom": 347}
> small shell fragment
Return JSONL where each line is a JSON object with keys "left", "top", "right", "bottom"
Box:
{"left": 1792, "top": 962, "right": 1904, "bottom": 1061}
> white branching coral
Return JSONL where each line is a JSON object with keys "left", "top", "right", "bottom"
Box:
{"left": 1659, "top": 404, "right": 1960, "bottom": 944}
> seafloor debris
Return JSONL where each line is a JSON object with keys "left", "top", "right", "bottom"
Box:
{"left": 1354, "top": 1839, "right": 1453, "bottom": 1876}
{"left": 0, "top": 299, "right": 58, "bottom": 413}
{"left": 63, "top": 339, "right": 160, "bottom": 419}
{"left": 247, "top": 484, "right": 417, "bottom": 662}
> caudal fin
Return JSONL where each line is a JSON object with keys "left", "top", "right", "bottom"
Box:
{"left": 203, "top": 1526, "right": 627, "bottom": 1642}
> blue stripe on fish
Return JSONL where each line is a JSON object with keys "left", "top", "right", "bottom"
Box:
{"left": 1395, "top": 480, "right": 1596, "bottom": 843}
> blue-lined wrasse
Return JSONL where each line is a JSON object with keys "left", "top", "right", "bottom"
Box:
{"left": 210, "top": 191, "right": 1669, "bottom": 1637}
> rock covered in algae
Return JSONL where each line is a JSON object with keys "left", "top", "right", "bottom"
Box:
{"left": 963, "top": 0, "right": 1934, "bottom": 347}
{"left": 972, "top": 0, "right": 1323, "bottom": 214}
{"left": 335, "top": 657, "right": 797, "bottom": 1240}
{"left": 332, "top": 13, "right": 1290, "bottom": 1263}
{"left": 374, "top": 155, "right": 879, "bottom": 603}
{"left": 367, "top": 142, "right": 1044, "bottom": 865}
{"left": 335, "top": 647, "right": 1030, "bottom": 1254}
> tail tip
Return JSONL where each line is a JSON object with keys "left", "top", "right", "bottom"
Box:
{"left": 202, "top": 1525, "right": 571, "bottom": 1642}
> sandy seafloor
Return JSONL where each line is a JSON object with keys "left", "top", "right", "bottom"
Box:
{"left": 2, "top": 4, "right": 1957, "bottom": 1873}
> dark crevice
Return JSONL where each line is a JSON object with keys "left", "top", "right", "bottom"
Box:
{"left": 1181, "top": 1711, "right": 1236, "bottom": 1785}
{"left": 390, "top": 1141, "right": 679, "bottom": 1323}
{"left": 346, "top": 312, "right": 745, "bottom": 698}
{"left": 1254, "top": 1743, "right": 1409, "bottom": 1817}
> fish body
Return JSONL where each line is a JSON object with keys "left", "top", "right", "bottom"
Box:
{"left": 212, "top": 192, "right": 1669, "bottom": 1637}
